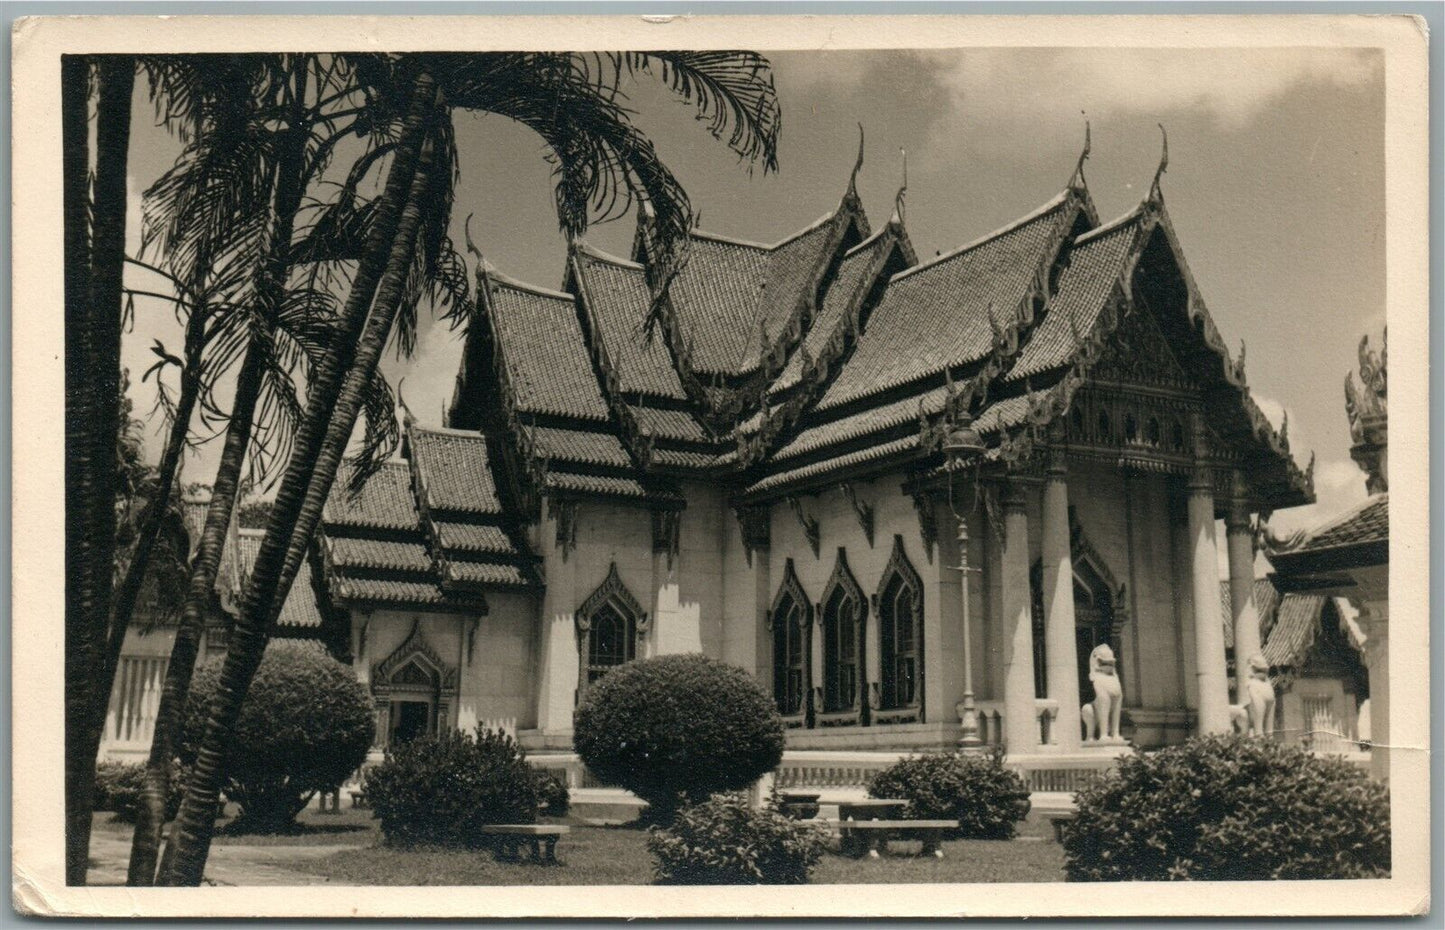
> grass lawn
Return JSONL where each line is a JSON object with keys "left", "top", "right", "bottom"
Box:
{"left": 288, "top": 820, "right": 1065, "bottom": 885}
{"left": 94, "top": 807, "right": 1065, "bottom": 885}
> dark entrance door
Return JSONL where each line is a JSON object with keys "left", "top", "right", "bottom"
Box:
{"left": 391, "top": 700, "right": 432, "bottom": 745}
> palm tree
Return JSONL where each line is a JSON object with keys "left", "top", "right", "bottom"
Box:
{"left": 125, "top": 53, "right": 424, "bottom": 884}
{"left": 64, "top": 52, "right": 136, "bottom": 886}
{"left": 159, "top": 51, "right": 782, "bottom": 886}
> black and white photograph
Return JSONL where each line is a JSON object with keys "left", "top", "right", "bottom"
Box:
{"left": 12, "top": 12, "right": 1431, "bottom": 918}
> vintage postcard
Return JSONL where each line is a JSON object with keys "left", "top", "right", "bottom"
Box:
{"left": 11, "top": 12, "right": 1430, "bottom": 919}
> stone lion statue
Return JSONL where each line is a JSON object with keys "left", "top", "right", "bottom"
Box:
{"left": 1230, "top": 653, "right": 1276, "bottom": 737}
{"left": 1080, "top": 643, "right": 1123, "bottom": 742}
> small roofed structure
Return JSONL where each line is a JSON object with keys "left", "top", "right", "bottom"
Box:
{"left": 1268, "top": 332, "right": 1388, "bottom": 778}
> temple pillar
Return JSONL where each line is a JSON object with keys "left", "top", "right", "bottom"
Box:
{"left": 1188, "top": 459, "right": 1231, "bottom": 734}
{"left": 535, "top": 509, "right": 579, "bottom": 734}
{"left": 1040, "top": 454, "right": 1082, "bottom": 751}
{"left": 1225, "top": 490, "right": 1262, "bottom": 702}
{"left": 1361, "top": 602, "right": 1390, "bottom": 781}
{"left": 1000, "top": 481, "right": 1040, "bottom": 754}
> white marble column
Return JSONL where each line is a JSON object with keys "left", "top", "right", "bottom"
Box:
{"left": 534, "top": 510, "right": 580, "bottom": 734}
{"left": 1041, "top": 454, "right": 1082, "bottom": 751}
{"left": 1188, "top": 463, "right": 1231, "bottom": 734}
{"left": 1001, "top": 482, "right": 1040, "bottom": 754}
{"left": 1361, "top": 603, "right": 1390, "bottom": 781}
{"left": 1225, "top": 492, "right": 1262, "bottom": 702}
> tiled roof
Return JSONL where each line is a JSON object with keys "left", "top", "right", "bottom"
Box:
{"left": 1263, "top": 594, "right": 1332, "bottom": 670}
{"left": 530, "top": 425, "right": 633, "bottom": 469}
{"left": 487, "top": 275, "right": 611, "bottom": 422}
{"left": 1006, "top": 217, "right": 1140, "bottom": 382}
{"left": 234, "top": 530, "right": 324, "bottom": 629}
{"left": 666, "top": 234, "right": 772, "bottom": 375}
{"left": 324, "top": 536, "right": 433, "bottom": 573}
{"left": 1220, "top": 578, "right": 1282, "bottom": 650}
{"left": 572, "top": 249, "right": 688, "bottom": 400}
{"left": 434, "top": 521, "right": 516, "bottom": 555}
{"left": 630, "top": 406, "right": 712, "bottom": 443}
{"left": 409, "top": 427, "right": 504, "bottom": 514}
{"left": 771, "top": 231, "right": 891, "bottom": 396}
{"left": 1290, "top": 494, "right": 1388, "bottom": 554}
{"left": 444, "top": 560, "right": 531, "bottom": 588}
{"left": 774, "top": 386, "right": 949, "bottom": 463}
{"left": 324, "top": 462, "right": 421, "bottom": 532}
{"left": 737, "top": 219, "right": 840, "bottom": 372}
{"left": 746, "top": 435, "right": 920, "bottom": 496}
{"left": 652, "top": 448, "right": 719, "bottom": 470}
{"left": 545, "top": 471, "right": 654, "bottom": 500}
{"left": 330, "top": 576, "right": 453, "bottom": 608}
{"left": 816, "top": 195, "right": 1072, "bottom": 411}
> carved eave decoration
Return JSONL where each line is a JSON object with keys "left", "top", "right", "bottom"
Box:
{"left": 575, "top": 562, "right": 650, "bottom": 637}
{"left": 1345, "top": 330, "right": 1388, "bottom": 494}
{"left": 787, "top": 495, "right": 822, "bottom": 558}
{"left": 735, "top": 504, "right": 771, "bottom": 565}
{"left": 372, "top": 618, "right": 460, "bottom": 694}
{"left": 839, "top": 482, "right": 876, "bottom": 547}
{"left": 908, "top": 489, "right": 939, "bottom": 564}
{"left": 549, "top": 498, "right": 578, "bottom": 561}
{"left": 650, "top": 507, "right": 683, "bottom": 570}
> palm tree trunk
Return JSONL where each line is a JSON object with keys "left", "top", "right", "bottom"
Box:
{"left": 159, "top": 70, "right": 440, "bottom": 888}
{"left": 126, "top": 345, "right": 260, "bottom": 885}
{"left": 65, "top": 54, "right": 134, "bottom": 886}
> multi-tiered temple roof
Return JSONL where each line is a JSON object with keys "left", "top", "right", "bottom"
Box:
{"left": 321, "top": 146, "right": 1314, "bottom": 610}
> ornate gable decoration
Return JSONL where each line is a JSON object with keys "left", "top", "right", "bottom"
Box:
{"left": 874, "top": 534, "right": 924, "bottom": 613}
{"left": 769, "top": 558, "right": 813, "bottom": 629}
{"left": 576, "top": 562, "right": 649, "bottom": 635}
{"left": 1089, "top": 300, "right": 1195, "bottom": 393}
{"left": 822, "top": 548, "right": 867, "bottom": 622}
{"left": 373, "top": 619, "right": 459, "bottom": 692}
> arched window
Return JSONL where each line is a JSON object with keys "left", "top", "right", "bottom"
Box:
{"left": 820, "top": 549, "right": 866, "bottom": 722}
{"left": 576, "top": 563, "right": 648, "bottom": 695}
{"left": 770, "top": 560, "right": 812, "bottom": 723}
{"left": 876, "top": 536, "right": 924, "bottom": 720}
{"left": 371, "top": 620, "right": 459, "bottom": 749}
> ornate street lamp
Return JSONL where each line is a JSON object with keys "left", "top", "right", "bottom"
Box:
{"left": 945, "top": 414, "right": 986, "bottom": 751}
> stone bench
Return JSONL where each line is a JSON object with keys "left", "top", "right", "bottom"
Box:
{"left": 834, "top": 819, "right": 958, "bottom": 859}
{"left": 1040, "top": 809, "right": 1076, "bottom": 843}
{"left": 476, "top": 824, "right": 570, "bottom": 863}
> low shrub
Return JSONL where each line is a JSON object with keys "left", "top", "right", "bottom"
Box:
{"left": 94, "top": 761, "right": 185, "bottom": 823}
{"left": 867, "top": 747, "right": 1031, "bottom": 839}
{"left": 533, "top": 769, "right": 571, "bottom": 817}
{"left": 574, "top": 654, "right": 785, "bottom": 820}
{"left": 179, "top": 641, "right": 373, "bottom": 832}
{"left": 1064, "top": 734, "right": 1390, "bottom": 881}
{"left": 647, "top": 793, "right": 830, "bottom": 884}
{"left": 364, "top": 726, "right": 539, "bottom": 848}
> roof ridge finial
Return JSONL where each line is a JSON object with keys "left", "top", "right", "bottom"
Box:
{"left": 847, "top": 122, "right": 865, "bottom": 200}
{"left": 396, "top": 376, "right": 416, "bottom": 430}
{"left": 1071, "top": 115, "right": 1091, "bottom": 188}
{"left": 1150, "top": 123, "right": 1169, "bottom": 200}
{"left": 892, "top": 147, "right": 908, "bottom": 226}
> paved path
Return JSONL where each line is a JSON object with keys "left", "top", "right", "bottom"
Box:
{"left": 88, "top": 833, "right": 356, "bottom": 886}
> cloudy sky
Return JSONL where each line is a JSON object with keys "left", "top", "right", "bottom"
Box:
{"left": 122, "top": 46, "right": 1384, "bottom": 540}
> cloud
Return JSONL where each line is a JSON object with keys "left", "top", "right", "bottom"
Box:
{"left": 930, "top": 47, "right": 1379, "bottom": 132}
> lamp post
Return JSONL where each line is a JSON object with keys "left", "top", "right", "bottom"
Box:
{"left": 945, "top": 415, "right": 986, "bottom": 751}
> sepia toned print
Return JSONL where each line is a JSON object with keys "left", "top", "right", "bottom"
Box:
{"left": 12, "top": 13, "right": 1429, "bottom": 918}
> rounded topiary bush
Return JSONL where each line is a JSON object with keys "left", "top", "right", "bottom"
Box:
{"left": 364, "top": 726, "right": 540, "bottom": 848}
{"left": 573, "top": 654, "right": 785, "bottom": 820}
{"left": 647, "top": 793, "right": 830, "bottom": 885}
{"left": 867, "top": 747, "right": 1032, "bottom": 839}
{"left": 180, "top": 641, "right": 373, "bottom": 832}
{"left": 93, "top": 760, "right": 185, "bottom": 823}
{"left": 1064, "top": 734, "right": 1390, "bottom": 881}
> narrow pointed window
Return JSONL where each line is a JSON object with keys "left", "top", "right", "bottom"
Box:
{"left": 876, "top": 536, "right": 924, "bottom": 721}
{"left": 576, "top": 563, "right": 648, "bottom": 697}
{"left": 820, "top": 549, "right": 866, "bottom": 723}
{"left": 770, "top": 560, "right": 813, "bottom": 724}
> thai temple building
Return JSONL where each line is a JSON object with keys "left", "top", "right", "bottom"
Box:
{"left": 1267, "top": 333, "right": 1388, "bottom": 778}
{"left": 301, "top": 142, "right": 1323, "bottom": 777}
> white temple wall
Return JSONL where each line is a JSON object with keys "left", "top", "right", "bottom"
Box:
{"left": 457, "top": 590, "right": 539, "bottom": 732}
{"left": 718, "top": 499, "right": 765, "bottom": 680}
{"left": 668, "top": 480, "right": 725, "bottom": 658}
